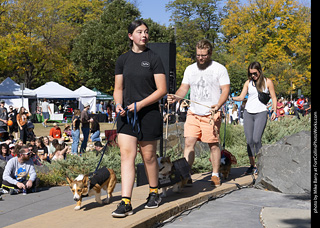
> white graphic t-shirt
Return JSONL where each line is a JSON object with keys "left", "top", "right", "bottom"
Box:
{"left": 182, "top": 61, "right": 230, "bottom": 116}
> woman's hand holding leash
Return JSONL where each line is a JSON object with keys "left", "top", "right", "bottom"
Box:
{"left": 116, "top": 103, "right": 126, "bottom": 117}
{"left": 127, "top": 102, "right": 142, "bottom": 113}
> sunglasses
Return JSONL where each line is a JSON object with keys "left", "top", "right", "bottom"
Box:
{"left": 22, "top": 152, "right": 31, "bottom": 156}
{"left": 249, "top": 72, "right": 258, "bottom": 77}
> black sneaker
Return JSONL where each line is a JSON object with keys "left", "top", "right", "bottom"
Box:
{"left": 145, "top": 192, "right": 161, "bottom": 209}
{"left": 244, "top": 165, "right": 255, "bottom": 175}
{"left": 9, "top": 189, "right": 19, "bottom": 195}
{"left": 111, "top": 201, "right": 133, "bottom": 218}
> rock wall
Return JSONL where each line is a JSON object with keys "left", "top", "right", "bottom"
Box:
{"left": 255, "top": 131, "right": 311, "bottom": 194}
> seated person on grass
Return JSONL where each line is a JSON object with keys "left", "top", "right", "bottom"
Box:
{"left": 49, "top": 123, "right": 63, "bottom": 142}
{"left": 1, "top": 146, "right": 37, "bottom": 195}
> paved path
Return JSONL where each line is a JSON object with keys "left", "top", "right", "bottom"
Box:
{"left": 0, "top": 167, "right": 311, "bottom": 228}
{"left": 162, "top": 188, "right": 311, "bottom": 228}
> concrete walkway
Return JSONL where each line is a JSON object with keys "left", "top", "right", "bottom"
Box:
{"left": 1, "top": 167, "right": 311, "bottom": 228}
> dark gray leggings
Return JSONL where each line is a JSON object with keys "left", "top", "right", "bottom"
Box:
{"left": 243, "top": 110, "right": 268, "bottom": 157}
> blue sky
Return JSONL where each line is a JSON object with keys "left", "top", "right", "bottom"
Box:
{"left": 132, "top": 0, "right": 172, "bottom": 26}
{"left": 131, "top": 0, "right": 311, "bottom": 27}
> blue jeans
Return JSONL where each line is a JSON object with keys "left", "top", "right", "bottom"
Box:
{"left": 91, "top": 130, "right": 100, "bottom": 142}
{"left": 71, "top": 129, "right": 80, "bottom": 154}
{"left": 80, "top": 127, "right": 90, "bottom": 153}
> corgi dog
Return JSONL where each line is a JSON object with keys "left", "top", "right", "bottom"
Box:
{"left": 158, "top": 157, "right": 189, "bottom": 198}
{"left": 66, "top": 167, "right": 117, "bottom": 210}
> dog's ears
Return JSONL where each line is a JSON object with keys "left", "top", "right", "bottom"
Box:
{"left": 82, "top": 175, "right": 89, "bottom": 183}
{"left": 66, "top": 176, "right": 73, "bottom": 186}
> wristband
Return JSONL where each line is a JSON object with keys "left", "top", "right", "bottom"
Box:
{"left": 116, "top": 103, "right": 122, "bottom": 107}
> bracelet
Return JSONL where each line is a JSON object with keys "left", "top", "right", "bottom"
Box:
{"left": 116, "top": 103, "right": 122, "bottom": 107}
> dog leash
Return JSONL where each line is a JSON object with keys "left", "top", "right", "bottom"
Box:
{"left": 163, "top": 102, "right": 170, "bottom": 158}
{"left": 94, "top": 103, "right": 140, "bottom": 174}
{"left": 168, "top": 94, "right": 217, "bottom": 126}
{"left": 126, "top": 102, "right": 140, "bottom": 134}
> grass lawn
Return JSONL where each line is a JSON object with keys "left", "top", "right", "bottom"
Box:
{"left": 33, "top": 122, "right": 116, "bottom": 138}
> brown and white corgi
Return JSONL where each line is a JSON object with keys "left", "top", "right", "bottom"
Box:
{"left": 66, "top": 167, "right": 117, "bottom": 210}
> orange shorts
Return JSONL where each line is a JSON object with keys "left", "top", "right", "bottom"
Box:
{"left": 184, "top": 110, "right": 222, "bottom": 143}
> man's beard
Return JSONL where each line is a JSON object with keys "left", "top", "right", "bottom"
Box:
{"left": 22, "top": 156, "right": 30, "bottom": 162}
{"left": 197, "top": 58, "right": 212, "bottom": 70}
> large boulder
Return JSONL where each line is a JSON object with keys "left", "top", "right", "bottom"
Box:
{"left": 255, "top": 131, "right": 311, "bottom": 194}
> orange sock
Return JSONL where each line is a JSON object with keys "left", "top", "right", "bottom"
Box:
{"left": 121, "top": 197, "right": 131, "bottom": 205}
{"left": 149, "top": 186, "right": 158, "bottom": 194}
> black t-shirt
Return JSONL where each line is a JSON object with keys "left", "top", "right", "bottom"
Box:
{"left": 114, "top": 48, "right": 165, "bottom": 108}
{"left": 73, "top": 115, "right": 80, "bottom": 130}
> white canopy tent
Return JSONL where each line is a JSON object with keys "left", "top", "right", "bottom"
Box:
{"left": 74, "top": 86, "right": 97, "bottom": 113}
{"left": 0, "top": 77, "right": 36, "bottom": 97}
{"left": 34, "top": 81, "right": 79, "bottom": 99}
{"left": 34, "top": 81, "right": 79, "bottom": 121}
{"left": 0, "top": 77, "right": 36, "bottom": 110}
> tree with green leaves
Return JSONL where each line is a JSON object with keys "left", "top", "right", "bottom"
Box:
{"left": 71, "top": 0, "right": 175, "bottom": 93}
{"left": 166, "top": 0, "right": 221, "bottom": 59}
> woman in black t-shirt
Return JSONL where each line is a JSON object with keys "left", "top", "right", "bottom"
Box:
{"left": 112, "top": 20, "right": 167, "bottom": 218}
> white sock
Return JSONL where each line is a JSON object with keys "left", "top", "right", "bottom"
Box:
{"left": 212, "top": 172, "right": 219, "bottom": 177}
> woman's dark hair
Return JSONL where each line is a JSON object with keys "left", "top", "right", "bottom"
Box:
{"left": 0, "top": 143, "right": 9, "bottom": 156}
{"left": 128, "top": 20, "right": 149, "bottom": 47}
{"left": 248, "top": 61, "right": 266, "bottom": 92}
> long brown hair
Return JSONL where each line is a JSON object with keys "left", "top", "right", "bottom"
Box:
{"left": 248, "top": 62, "right": 266, "bottom": 93}
{"left": 72, "top": 109, "right": 81, "bottom": 121}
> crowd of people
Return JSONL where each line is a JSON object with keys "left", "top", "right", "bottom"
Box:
{"left": 0, "top": 100, "right": 106, "bottom": 195}
{"left": 168, "top": 94, "right": 311, "bottom": 126}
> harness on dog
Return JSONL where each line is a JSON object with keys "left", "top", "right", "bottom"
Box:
{"left": 81, "top": 167, "right": 110, "bottom": 198}
{"left": 158, "top": 158, "right": 191, "bottom": 188}
{"left": 88, "top": 167, "right": 110, "bottom": 189}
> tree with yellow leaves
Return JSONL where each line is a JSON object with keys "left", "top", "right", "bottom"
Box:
{"left": 221, "top": 0, "right": 311, "bottom": 97}
{"left": 0, "top": 0, "right": 109, "bottom": 89}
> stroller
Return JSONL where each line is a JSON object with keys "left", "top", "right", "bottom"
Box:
{"left": 26, "top": 120, "right": 36, "bottom": 141}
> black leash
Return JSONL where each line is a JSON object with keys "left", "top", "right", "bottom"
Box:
{"left": 94, "top": 103, "right": 139, "bottom": 174}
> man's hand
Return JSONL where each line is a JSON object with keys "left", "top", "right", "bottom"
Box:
{"left": 211, "top": 104, "right": 220, "bottom": 113}
{"left": 167, "top": 94, "right": 177, "bottom": 104}
{"left": 16, "top": 182, "right": 25, "bottom": 189}
{"left": 26, "top": 180, "right": 33, "bottom": 189}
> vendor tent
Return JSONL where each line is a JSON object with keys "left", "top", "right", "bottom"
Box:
{"left": 0, "top": 77, "right": 35, "bottom": 110}
{"left": 92, "top": 88, "right": 113, "bottom": 100}
{"left": 34, "top": 81, "right": 78, "bottom": 99}
{"left": 0, "top": 77, "right": 36, "bottom": 97}
{"left": 74, "top": 86, "right": 97, "bottom": 113}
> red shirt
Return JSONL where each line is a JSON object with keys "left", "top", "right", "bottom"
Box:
{"left": 49, "top": 127, "right": 62, "bottom": 138}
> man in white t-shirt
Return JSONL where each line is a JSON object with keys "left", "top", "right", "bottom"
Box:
{"left": 168, "top": 39, "right": 230, "bottom": 187}
{"left": 41, "top": 98, "right": 52, "bottom": 128}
